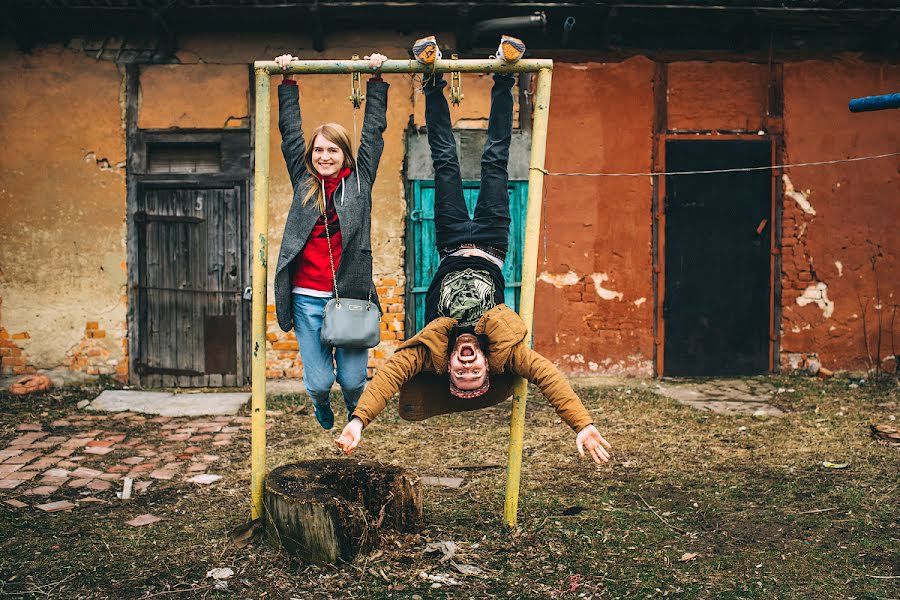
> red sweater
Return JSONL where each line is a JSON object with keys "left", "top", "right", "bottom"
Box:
{"left": 292, "top": 167, "right": 351, "bottom": 292}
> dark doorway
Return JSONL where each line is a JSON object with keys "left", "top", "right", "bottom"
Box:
{"left": 128, "top": 130, "right": 251, "bottom": 388}
{"left": 663, "top": 139, "right": 771, "bottom": 376}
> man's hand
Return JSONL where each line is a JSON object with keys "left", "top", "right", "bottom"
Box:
{"left": 335, "top": 417, "right": 364, "bottom": 455}
{"left": 576, "top": 425, "right": 612, "bottom": 465}
{"left": 274, "top": 54, "right": 296, "bottom": 69}
{"left": 365, "top": 53, "right": 388, "bottom": 69}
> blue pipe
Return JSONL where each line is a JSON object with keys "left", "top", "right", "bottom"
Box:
{"left": 849, "top": 93, "right": 900, "bottom": 113}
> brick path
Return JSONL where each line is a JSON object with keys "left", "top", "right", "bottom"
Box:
{"left": 0, "top": 412, "right": 251, "bottom": 511}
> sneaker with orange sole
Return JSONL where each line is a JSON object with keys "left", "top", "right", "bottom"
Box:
{"left": 413, "top": 35, "right": 442, "bottom": 65}
{"left": 497, "top": 35, "right": 526, "bottom": 63}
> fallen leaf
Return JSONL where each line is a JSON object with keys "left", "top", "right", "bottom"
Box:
{"left": 206, "top": 567, "right": 234, "bottom": 580}
{"left": 450, "top": 561, "right": 483, "bottom": 576}
{"left": 424, "top": 541, "right": 457, "bottom": 564}
{"left": 126, "top": 513, "right": 161, "bottom": 527}
{"left": 679, "top": 552, "right": 700, "bottom": 562}
{"left": 187, "top": 474, "right": 222, "bottom": 485}
{"left": 229, "top": 519, "right": 262, "bottom": 549}
{"left": 821, "top": 461, "right": 849, "bottom": 469}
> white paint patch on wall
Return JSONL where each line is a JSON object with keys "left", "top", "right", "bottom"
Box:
{"left": 538, "top": 270, "right": 580, "bottom": 288}
{"left": 562, "top": 354, "right": 585, "bottom": 364}
{"left": 834, "top": 261, "right": 843, "bottom": 276}
{"left": 633, "top": 297, "right": 646, "bottom": 306}
{"left": 783, "top": 174, "right": 816, "bottom": 215}
{"left": 796, "top": 282, "right": 834, "bottom": 318}
{"left": 589, "top": 273, "right": 624, "bottom": 301}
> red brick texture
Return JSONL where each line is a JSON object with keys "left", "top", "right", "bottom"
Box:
{"left": 264, "top": 276, "right": 405, "bottom": 380}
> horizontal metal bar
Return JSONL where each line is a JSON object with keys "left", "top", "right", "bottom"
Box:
{"left": 255, "top": 58, "right": 553, "bottom": 75}
{"left": 138, "top": 286, "right": 241, "bottom": 295}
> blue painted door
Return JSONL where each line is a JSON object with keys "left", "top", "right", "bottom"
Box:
{"left": 407, "top": 180, "right": 527, "bottom": 334}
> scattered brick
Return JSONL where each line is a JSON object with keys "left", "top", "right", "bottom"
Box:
{"left": 106, "top": 465, "right": 131, "bottom": 474}
{"left": 86, "top": 480, "right": 112, "bottom": 491}
{"left": 150, "top": 469, "right": 176, "bottom": 480}
{"left": 30, "top": 457, "right": 62, "bottom": 470}
{"left": 67, "top": 478, "right": 93, "bottom": 488}
{"left": 97, "top": 473, "right": 122, "bottom": 482}
{"left": 8, "top": 471, "right": 39, "bottom": 481}
{"left": 0, "top": 450, "right": 23, "bottom": 461}
{"left": 0, "top": 479, "right": 25, "bottom": 490}
{"left": 86, "top": 439, "right": 116, "bottom": 448}
{"left": 212, "top": 439, "right": 232, "bottom": 447}
{"left": 77, "top": 497, "right": 104, "bottom": 503}
{"left": 16, "top": 423, "right": 43, "bottom": 432}
{"left": 84, "top": 447, "right": 115, "bottom": 456}
{"left": 25, "top": 486, "right": 60, "bottom": 496}
{"left": 42, "top": 468, "right": 71, "bottom": 478}
{"left": 4, "top": 499, "right": 28, "bottom": 508}
{"left": 104, "top": 434, "right": 127, "bottom": 443}
{"left": 56, "top": 461, "right": 79, "bottom": 469}
{"left": 38, "top": 476, "right": 68, "bottom": 486}
{"left": 52, "top": 448, "right": 76, "bottom": 458}
{"left": 71, "top": 467, "right": 103, "bottom": 478}
{"left": 187, "top": 474, "right": 221, "bottom": 485}
{"left": 187, "top": 463, "right": 209, "bottom": 472}
{"left": 133, "top": 481, "right": 153, "bottom": 494}
{"left": 165, "top": 434, "right": 191, "bottom": 442}
{"left": 36, "top": 501, "right": 76, "bottom": 513}
{"left": 122, "top": 457, "right": 145, "bottom": 465}
{"left": 50, "top": 420, "right": 72, "bottom": 427}
{"left": 5, "top": 452, "right": 40, "bottom": 465}
{"left": 126, "top": 514, "right": 161, "bottom": 527}
{"left": 190, "top": 435, "right": 212, "bottom": 441}
{"left": 183, "top": 446, "right": 202, "bottom": 454}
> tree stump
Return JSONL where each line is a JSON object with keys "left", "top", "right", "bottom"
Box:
{"left": 263, "top": 459, "right": 423, "bottom": 564}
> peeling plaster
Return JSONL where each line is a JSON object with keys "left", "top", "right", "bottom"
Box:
{"left": 538, "top": 270, "right": 580, "bottom": 288}
{"left": 783, "top": 174, "right": 816, "bottom": 215}
{"left": 796, "top": 282, "right": 834, "bottom": 318}
{"left": 589, "top": 273, "right": 624, "bottom": 301}
{"left": 834, "top": 261, "right": 843, "bottom": 276}
{"left": 633, "top": 297, "right": 646, "bottom": 306}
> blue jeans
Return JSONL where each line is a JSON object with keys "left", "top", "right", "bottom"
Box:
{"left": 292, "top": 293, "right": 369, "bottom": 429}
{"left": 424, "top": 72, "right": 514, "bottom": 258}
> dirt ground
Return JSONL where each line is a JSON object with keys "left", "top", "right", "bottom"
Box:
{"left": 0, "top": 375, "right": 897, "bottom": 599}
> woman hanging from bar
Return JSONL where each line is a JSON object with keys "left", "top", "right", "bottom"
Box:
{"left": 272, "top": 52, "right": 388, "bottom": 430}
{"left": 336, "top": 37, "right": 612, "bottom": 465}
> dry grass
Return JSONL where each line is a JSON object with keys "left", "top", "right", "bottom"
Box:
{"left": 0, "top": 375, "right": 897, "bottom": 599}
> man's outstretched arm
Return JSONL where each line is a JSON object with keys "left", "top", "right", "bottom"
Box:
{"left": 335, "top": 346, "right": 428, "bottom": 454}
{"left": 508, "top": 343, "right": 612, "bottom": 465}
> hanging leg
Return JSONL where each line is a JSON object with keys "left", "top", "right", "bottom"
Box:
{"left": 424, "top": 72, "right": 470, "bottom": 252}
{"left": 471, "top": 73, "right": 515, "bottom": 260}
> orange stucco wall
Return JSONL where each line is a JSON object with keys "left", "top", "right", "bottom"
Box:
{"left": 0, "top": 42, "right": 127, "bottom": 377}
{"left": 780, "top": 59, "right": 900, "bottom": 372}
{"left": 1, "top": 32, "right": 897, "bottom": 382}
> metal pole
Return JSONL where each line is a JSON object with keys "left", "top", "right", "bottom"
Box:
{"left": 504, "top": 67, "right": 553, "bottom": 528}
{"left": 250, "top": 67, "right": 270, "bottom": 520}
{"left": 255, "top": 58, "right": 553, "bottom": 75}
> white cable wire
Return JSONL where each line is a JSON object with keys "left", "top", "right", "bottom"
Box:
{"left": 532, "top": 151, "right": 900, "bottom": 178}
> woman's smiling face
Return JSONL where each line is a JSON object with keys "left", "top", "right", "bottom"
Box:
{"left": 311, "top": 134, "right": 345, "bottom": 177}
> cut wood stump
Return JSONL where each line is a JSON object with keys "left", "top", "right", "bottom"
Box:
{"left": 263, "top": 459, "right": 423, "bottom": 564}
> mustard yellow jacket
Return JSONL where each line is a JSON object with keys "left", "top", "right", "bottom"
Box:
{"left": 351, "top": 305, "right": 594, "bottom": 432}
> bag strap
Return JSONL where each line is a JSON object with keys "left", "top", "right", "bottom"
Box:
{"left": 322, "top": 186, "right": 373, "bottom": 309}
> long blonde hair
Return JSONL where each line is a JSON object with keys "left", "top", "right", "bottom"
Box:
{"left": 302, "top": 123, "right": 356, "bottom": 212}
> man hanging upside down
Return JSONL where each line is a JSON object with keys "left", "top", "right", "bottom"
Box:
{"left": 336, "top": 35, "right": 612, "bottom": 465}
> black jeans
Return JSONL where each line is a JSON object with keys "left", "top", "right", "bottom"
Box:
{"left": 424, "top": 73, "right": 514, "bottom": 261}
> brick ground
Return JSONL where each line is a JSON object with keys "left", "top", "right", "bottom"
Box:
{"left": 0, "top": 411, "right": 252, "bottom": 512}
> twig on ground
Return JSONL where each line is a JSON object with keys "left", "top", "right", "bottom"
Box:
{"left": 797, "top": 507, "right": 838, "bottom": 515}
{"left": 637, "top": 494, "right": 687, "bottom": 534}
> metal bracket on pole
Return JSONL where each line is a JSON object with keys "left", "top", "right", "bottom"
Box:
{"left": 449, "top": 54, "right": 464, "bottom": 106}
{"left": 349, "top": 55, "right": 365, "bottom": 108}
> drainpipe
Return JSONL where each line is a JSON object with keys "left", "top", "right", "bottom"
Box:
{"left": 467, "top": 12, "right": 546, "bottom": 49}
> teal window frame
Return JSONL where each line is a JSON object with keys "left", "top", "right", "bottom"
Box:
{"left": 405, "top": 179, "right": 529, "bottom": 336}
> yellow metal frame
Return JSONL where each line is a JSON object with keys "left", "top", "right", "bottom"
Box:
{"left": 251, "top": 58, "right": 553, "bottom": 528}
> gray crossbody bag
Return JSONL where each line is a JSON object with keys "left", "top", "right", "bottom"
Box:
{"left": 319, "top": 200, "right": 381, "bottom": 349}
